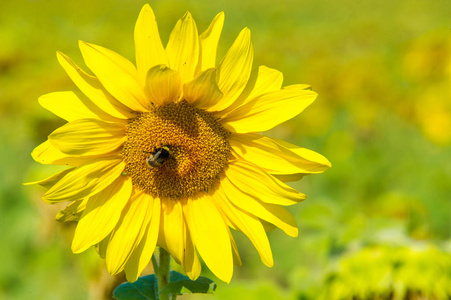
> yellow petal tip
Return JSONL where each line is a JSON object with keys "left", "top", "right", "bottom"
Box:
{"left": 263, "top": 258, "right": 274, "bottom": 268}
{"left": 186, "top": 272, "right": 200, "bottom": 281}
{"left": 182, "top": 11, "right": 193, "bottom": 19}
{"left": 71, "top": 242, "right": 86, "bottom": 254}
{"left": 125, "top": 271, "right": 139, "bottom": 283}
{"left": 78, "top": 40, "right": 91, "bottom": 49}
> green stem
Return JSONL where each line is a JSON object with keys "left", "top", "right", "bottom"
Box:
{"left": 156, "top": 247, "right": 171, "bottom": 300}
{"left": 151, "top": 254, "right": 160, "bottom": 277}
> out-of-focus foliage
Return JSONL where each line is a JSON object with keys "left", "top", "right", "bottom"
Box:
{"left": 1, "top": 0, "right": 450, "bottom": 299}
{"left": 319, "top": 244, "right": 451, "bottom": 300}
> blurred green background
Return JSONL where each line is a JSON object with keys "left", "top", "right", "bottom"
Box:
{"left": 1, "top": 0, "right": 450, "bottom": 299}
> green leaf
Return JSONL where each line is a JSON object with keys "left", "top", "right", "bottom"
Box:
{"left": 112, "top": 274, "right": 158, "bottom": 300}
{"left": 160, "top": 271, "right": 217, "bottom": 295}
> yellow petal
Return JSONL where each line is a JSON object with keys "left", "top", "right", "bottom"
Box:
{"left": 213, "top": 186, "right": 273, "bottom": 267}
{"left": 273, "top": 173, "right": 306, "bottom": 182}
{"left": 183, "top": 194, "right": 233, "bottom": 283}
{"left": 106, "top": 190, "right": 154, "bottom": 275}
{"left": 39, "top": 91, "right": 120, "bottom": 122}
{"left": 183, "top": 68, "right": 223, "bottom": 109}
{"left": 221, "top": 176, "right": 298, "bottom": 237}
{"left": 221, "top": 66, "right": 283, "bottom": 115}
{"left": 32, "top": 140, "right": 89, "bottom": 166}
{"left": 145, "top": 65, "right": 182, "bottom": 105}
{"left": 222, "top": 85, "right": 317, "bottom": 133}
{"left": 134, "top": 4, "right": 168, "bottom": 83}
{"left": 79, "top": 41, "right": 149, "bottom": 112}
{"left": 230, "top": 133, "right": 331, "bottom": 175}
{"left": 43, "top": 157, "right": 125, "bottom": 203}
{"left": 260, "top": 219, "right": 277, "bottom": 232}
{"left": 165, "top": 12, "right": 199, "bottom": 84}
{"left": 96, "top": 234, "right": 110, "bottom": 259}
{"left": 245, "top": 66, "right": 284, "bottom": 101}
{"left": 271, "top": 136, "right": 332, "bottom": 168}
{"left": 183, "top": 226, "right": 202, "bottom": 281}
{"left": 25, "top": 168, "right": 73, "bottom": 189}
{"left": 124, "top": 195, "right": 161, "bottom": 282}
{"left": 208, "top": 28, "right": 253, "bottom": 111}
{"left": 48, "top": 119, "right": 126, "bottom": 156}
{"left": 227, "top": 159, "right": 305, "bottom": 206}
{"left": 157, "top": 199, "right": 185, "bottom": 264}
{"left": 57, "top": 52, "right": 133, "bottom": 119}
{"left": 56, "top": 199, "right": 88, "bottom": 222}
{"left": 72, "top": 176, "right": 132, "bottom": 253}
{"left": 284, "top": 84, "right": 312, "bottom": 91}
{"left": 229, "top": 231, "right": 242, "bottom": 266}
{"left": 198, "top": 12, "right": 224, "bottom": 71}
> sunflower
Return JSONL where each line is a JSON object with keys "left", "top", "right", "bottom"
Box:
{"left": 31, "top": 4, "right": 330, "bottom": 283}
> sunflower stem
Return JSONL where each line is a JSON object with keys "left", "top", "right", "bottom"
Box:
{"left": 151, "top": 253, "right": 160, "bottom": 277}
{"left": 157, "top": 247, "right": 171, "bottom": 300}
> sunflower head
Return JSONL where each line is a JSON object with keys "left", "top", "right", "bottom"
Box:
{"left": 121, "top": 99, "right": 231, "bottom": 199}
{"left": 30, "top": 4, "right": 330, "bottom": 283}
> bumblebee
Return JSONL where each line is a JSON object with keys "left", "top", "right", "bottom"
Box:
{"left": 144, "top": 146, "right": 171, "bottom": 169}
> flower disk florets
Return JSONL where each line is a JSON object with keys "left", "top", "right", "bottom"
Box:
{"left": 121, "top": 100, "right": 230, "bottom": 199}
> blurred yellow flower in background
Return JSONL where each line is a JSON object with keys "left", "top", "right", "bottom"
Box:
{"left": 403, "top": 33, "right": 451, "bottom": 146}
{"left": 29, "top": 4, "right": 330, "bottom": 283}
{"left": 319, "top": 244, "right": 451, "bottom": 300}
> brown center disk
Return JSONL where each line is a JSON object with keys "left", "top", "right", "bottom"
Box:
{"left": 121, "top": 100, "right": 230, "bottom": 199}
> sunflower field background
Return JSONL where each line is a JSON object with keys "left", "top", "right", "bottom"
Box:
{"left": 2, "top": 0, "right": 451, "bottom": 299}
